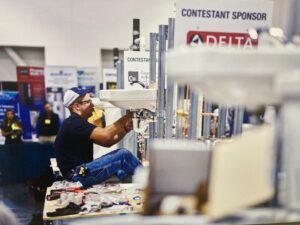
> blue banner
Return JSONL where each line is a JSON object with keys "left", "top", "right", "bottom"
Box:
{"left": 0, "top": 91, "right": 20, "bottom": 123}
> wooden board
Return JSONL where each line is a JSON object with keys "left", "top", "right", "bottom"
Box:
{"left": 43, "top": 183, "right": 144, "bottom": 221}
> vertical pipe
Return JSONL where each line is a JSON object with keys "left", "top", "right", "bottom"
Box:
{"left": 188, "top": 91, "right": 199, "bottom": 139}
{"left": 202, "top": 102, "right": 212, "bottom": 138}
{"left": 176, "top": 86, "right": 185, "bottom": 138}
{"left": 116, "top": 60, "right": 125, "bottom": 149}
{"left": 233, "top": 106, "right": 244, "bottom": 135}
{"left": 116, "top": 60, "right": 124, "bottom": 89}
{"left": 132, "top": 19, "right": 140, "bottom": 51}
{"left": 157, "top": 25, "right": 168, "bottom": 138}
{"left": 149, "top": 33, "right": 157, "bottom": 140}
{"left": 149, "top": 33, "right": 157, "bottom": 85}
{"left": 217, "top": 106, "right": 227, "bottom": 138}
{"left": 113, "top": 48, "right": 119, "bottom": 68}
{"left": 165, "top": 18, "right": 175, "bottom": 138}
{"left": 167, "top": 18, "right": 175, "bottom": 48}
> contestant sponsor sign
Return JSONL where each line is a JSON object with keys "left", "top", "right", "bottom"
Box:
{"left": 175, "top": 0, "right": 273, "bottom": 47}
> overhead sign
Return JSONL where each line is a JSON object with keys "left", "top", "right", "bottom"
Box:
{"left": 175, "top": 0, "right": 273, "bottom": 47}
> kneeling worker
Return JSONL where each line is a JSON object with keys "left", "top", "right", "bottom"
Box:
{"left": 55, "top": 87, "right": 142, "bottom": 187}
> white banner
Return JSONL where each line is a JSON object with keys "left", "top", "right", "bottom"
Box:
{"left": 78, "top": 67, "right": 100, "bottom": 95}
{"left": 45, "top": 66, "right": 78, "bottom": 88}
{"left": 123, "top": 51, "right": 150, "bottom": 90}
{"left": 175, "top": 0, "right": 273, "bottom": 47}
{"left": 45, "top": 66, "right": 78, "bottom": 119}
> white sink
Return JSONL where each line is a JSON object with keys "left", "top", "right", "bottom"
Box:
{"left": 99, "top": 89, "right": 157, "bottom": 112}
{"left": 167, "top": 46, "right": 300, "bottom": 109}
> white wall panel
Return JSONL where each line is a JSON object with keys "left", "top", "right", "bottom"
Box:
{"left": 0, "top": 0, "right": 297, "bottom": 69}
{"left": 0, "top": 0, "right": 175, "bottom": 67}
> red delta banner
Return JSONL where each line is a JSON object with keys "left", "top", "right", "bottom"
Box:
{"left": 187, "top": 31, "right": 258, "bottom": 48}
{"left": 17, "top": 66, "right": 45, "bottom": 139}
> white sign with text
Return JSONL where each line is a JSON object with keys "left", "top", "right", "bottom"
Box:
{"left": 175, "top": 0, "right": 273, "bottom": 48}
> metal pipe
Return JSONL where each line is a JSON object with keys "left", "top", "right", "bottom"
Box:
{"left": 202, "top": 102, "right": 212, "bottom": 138}
{"left": 149, "top": 33, "right": 157, "bottom": 84}
{"left": 113, "top": 48, "right": 119, "bottom": 68}
{"left": 157, "top": 25, "right": 168, "bottom": 138}
{"left": 149, "top": 33, "right": 158, "bottom": 140}
{"left": 188, "top": 91, "right": 199, "bottom": 139}
{"left": 176, "top": 85, "right": 185, "bottom": 139}
{"left": 116, "top": 60, "right": 124, "bottom": 89}
{"left": 165, "top": 18, "right": 175, "bottom": 138}
{"left": 217, "top": 106, "right": 227, "bottom": 138}
{"left": 233, "top": 106, "right": 244, "bottom": 135}
{"left": 132, "top": 18, "right": 140, "bottom": 51}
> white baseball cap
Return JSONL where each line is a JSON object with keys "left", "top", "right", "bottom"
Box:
{"left": 63, "top": 87, "right": 91, "bottom": 107}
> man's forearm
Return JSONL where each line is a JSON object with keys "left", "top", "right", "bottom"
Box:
{"left": 91, "top": 114, "right": 132, "bottom": 147}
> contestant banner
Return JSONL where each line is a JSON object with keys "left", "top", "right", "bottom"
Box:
{"left": 175, "top": 0, "right": 273, "bottom": 47}
{"left": 16, "top": 66, "right": 45, "bottom": 140}
{"left": 45, "top": 66, "right": 77, "bottom": 120}
{"left": 123, "top": 51, "right": 150, "bottom": 90}
{"left": 78, "top": 67, "right": 100, "bottom": 96}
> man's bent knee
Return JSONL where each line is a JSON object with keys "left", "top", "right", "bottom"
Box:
{"left": 118, "top": 148, "right": 131, "bottom": 155}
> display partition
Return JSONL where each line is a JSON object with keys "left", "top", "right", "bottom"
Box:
{"left": 17, "top": 66, "right": 45, "bottom": 140}
{"left": 77, "top": 67, "right": 100, "bottom": 96}
{"left": 44, "top": 66, "right": 78, "bottom": 120}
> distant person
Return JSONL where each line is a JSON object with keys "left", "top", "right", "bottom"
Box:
{"left": 0, "top": 109, "right": 23, "bottom": 145}
{"left": 36, "top": 103, "right": 60, "bottom": 143}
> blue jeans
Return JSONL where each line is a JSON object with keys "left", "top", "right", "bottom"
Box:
{"left": 71, "top": 148, "right": 142, "bottom": 187}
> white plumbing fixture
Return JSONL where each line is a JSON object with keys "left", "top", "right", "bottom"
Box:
{"left": 99, "top": 89, "right": 157, "bottom": 112}
{"left": 99, "top": 89, "right": 157, "bottom": 133}
{"left": 167, "top": 45, "right": 300, "bottom": 110}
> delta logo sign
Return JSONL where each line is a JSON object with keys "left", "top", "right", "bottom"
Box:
{"left": 187, "top": 31, "right": 258, "bottom": 48}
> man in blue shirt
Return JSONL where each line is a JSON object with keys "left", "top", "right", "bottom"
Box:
{"left": 55, "top": 87, "right": 142, "bottom": 187}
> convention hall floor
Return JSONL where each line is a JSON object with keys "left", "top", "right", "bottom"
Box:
{"left": 1, "top": 184, "right": 46, "bottom": 225}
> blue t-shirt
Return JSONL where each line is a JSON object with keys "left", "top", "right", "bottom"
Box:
{"left": 54, "top": 113, "right": 96, "bottom": 177}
